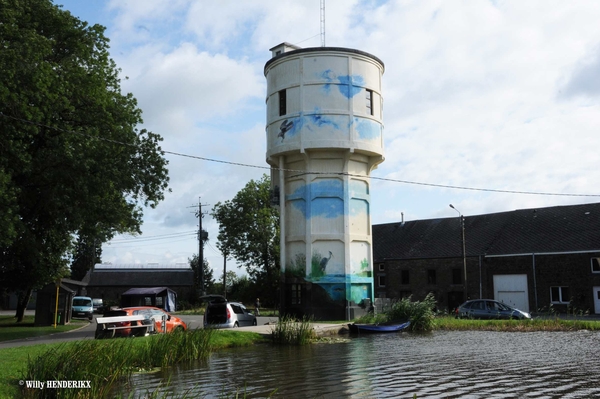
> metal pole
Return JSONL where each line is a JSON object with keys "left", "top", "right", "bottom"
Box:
{"left": 54, "top": 280, "right": 60, "bottom": 328}
{"left": 461, "top": 214, "right": 467, "bottom": 300}
{"left": 199, "top": 197, "right": 205, "bottom": 296}
{"left": 450, "top": 204, "right": 468, "bottom": 300}
{"left": 223, "top": 252, "right": 227, "bottom": 299}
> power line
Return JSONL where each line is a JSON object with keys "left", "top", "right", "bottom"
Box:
{"left": 105, "top": 237, "right": 196, "bottom": 248}
{"left": 110, "top": 231, "right": 198, "bottom": 242}
{"left": 3, "top": 111, "right": 599, "bottom": 198}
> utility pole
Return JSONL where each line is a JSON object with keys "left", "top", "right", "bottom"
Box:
{"left": 196, "top": 197, "right": 209, "bottom": 296}
{"left": 223, "top": 252, "right": 227, "bottom": 299}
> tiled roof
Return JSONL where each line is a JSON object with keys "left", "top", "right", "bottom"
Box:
{"left": 86, "top": 269, "right": 194, "bottom": 287}
{"left": 373, "top": 202, "right": 600, "bottom": 261}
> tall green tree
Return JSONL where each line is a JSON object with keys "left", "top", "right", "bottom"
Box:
{"left": 0, "top": 0, "right": 170, "bottom": 320}
{"left": 211, "top": 175, "right": 280, "bottom": 306}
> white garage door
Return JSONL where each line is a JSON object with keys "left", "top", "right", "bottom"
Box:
{"left": 493, "top": 274, "right": 529, "bottom": 312}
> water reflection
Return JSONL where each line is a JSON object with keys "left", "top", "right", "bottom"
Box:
{"left": 120, "top": 330, "right": 600, "bottom": 398}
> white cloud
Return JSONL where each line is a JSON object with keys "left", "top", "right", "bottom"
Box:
{"left": 54, "top": 0, "right": 600, "bottom": 268}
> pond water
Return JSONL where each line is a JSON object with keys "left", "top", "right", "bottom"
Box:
{"left": 120, "top": 330, "right": 600, "bottom": 398}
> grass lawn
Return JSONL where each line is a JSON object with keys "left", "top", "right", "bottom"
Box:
{"left": 0, "top": 343, "right": 55, "bottom": 399}
{"left": 0, "top": 330, "right": 267, "bottom": 399}
{"left": 0, "top": 315, "right": 87, "bottom": 342}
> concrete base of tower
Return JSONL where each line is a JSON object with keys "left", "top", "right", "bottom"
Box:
{"left": 280, "top": 280, "right": 372, "bottom": 321}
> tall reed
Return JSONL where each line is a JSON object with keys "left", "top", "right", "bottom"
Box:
{"left": 353, "top": 293, "right": 437, "bottom": 332}
{"left": 20, "top": 328, "right": 214, "bottom": 399}
{"left": 386, "top": 293, "right": 437, "bottom": 332}
{"left": 271, "top": 315, "right": 316, "bottom": 345}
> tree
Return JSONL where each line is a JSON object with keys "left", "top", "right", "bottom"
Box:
{"left": 0, "top": 0, "right": 170, "bottom": 320}
{"left": 70, "top": 235, "right": 102, "bottom": 281}
{"left": 211, "top": 175, "right": 279, "bottom": 306}
{"left": 189, "top": 254, "right": 215, "bottom": 301}
{"left": 213, "top": 270, "right": 240, "bottom": 298}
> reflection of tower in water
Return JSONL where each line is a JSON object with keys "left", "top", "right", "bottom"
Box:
{"left": 264, "top": 42, "right": 385, "bottom": 320}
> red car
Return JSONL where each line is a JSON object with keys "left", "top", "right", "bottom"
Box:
{"left": 95, "top": 306, "right": 187, "bottom": 338}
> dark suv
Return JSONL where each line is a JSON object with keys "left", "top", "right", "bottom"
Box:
{"left": 202, "top": 295, "right": 257, "bottom": 328}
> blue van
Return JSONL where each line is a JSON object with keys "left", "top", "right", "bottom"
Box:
{"left": 72, "top": 296, "right": 94, "bottom": 320}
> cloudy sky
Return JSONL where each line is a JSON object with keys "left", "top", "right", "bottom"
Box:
{"left": 56, "top": 0, "right": 600, "bottom": 276}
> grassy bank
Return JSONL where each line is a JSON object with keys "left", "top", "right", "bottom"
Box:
{"left": 1, "top": 329, "right": 267, "bottom": 399}
{"left": 435, "top": 316, "right": 600, "bottom": 331}
{"left": 0, "top": 316, "right": 86, "bottom": 342}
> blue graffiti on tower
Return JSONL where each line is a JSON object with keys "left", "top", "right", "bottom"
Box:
{"left": 288, "top": 180, "right": 344, "bottom": 219}
{"left": 320, "top": 70, "right": 365, "bottom": 99}
{"left": 276, "top": 117, "right": 303, "bottom": 141}
{"left": 309, "top": 113, "right": 341, "bottom": 130}
{"left": 354, "top": 118, "right": 381, "bottom": 140}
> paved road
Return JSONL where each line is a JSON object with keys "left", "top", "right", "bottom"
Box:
{"left": 0, "top": 313, "right": 279, "bottom": 349}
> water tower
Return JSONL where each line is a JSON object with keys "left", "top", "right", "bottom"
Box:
{"left": 265, "top": 43, "right": 385, "bottom": 320}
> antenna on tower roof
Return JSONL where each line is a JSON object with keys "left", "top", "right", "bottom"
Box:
{"left": 320, "top": 0, "right": 326, "bottom": 47}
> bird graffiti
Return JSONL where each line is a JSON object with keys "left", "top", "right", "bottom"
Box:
{"left": 277, "top": 119, "right": 294, "bottom": 141}
{"left": 320, "top": 251, "right": 333, "bottom": 274}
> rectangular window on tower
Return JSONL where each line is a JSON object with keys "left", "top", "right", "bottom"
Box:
{"left": 366, "top": 89, "right": 374, "bottom": 115}
{"left": 279, "top": 89, "right": 287, "bottom": 116}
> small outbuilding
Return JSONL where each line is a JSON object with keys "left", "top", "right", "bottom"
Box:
{"left": 120, "top": 287, "right": 178, "bottom": 312}
{"left": 34, "top": 278, "right": 88, "bottom": 326}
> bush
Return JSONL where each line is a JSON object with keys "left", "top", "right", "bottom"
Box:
{"left": 386, "top": 293, "right": 437, "bottom": 332}
{"left": 354, "top": 293, "right": 437, "bottom": 332}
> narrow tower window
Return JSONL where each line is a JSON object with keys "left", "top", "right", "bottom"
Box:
{"left": 366, "top": 89, "right": 374, "bottom": 116}
{"left": 279, "top": 89, "right": 287, "bottom": 116}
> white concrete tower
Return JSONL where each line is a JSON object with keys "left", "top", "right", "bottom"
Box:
{"left": 265, "top": 43, "right": 384, "bottom": 320}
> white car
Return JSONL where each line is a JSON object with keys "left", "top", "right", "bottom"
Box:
{"left": 202, "top": 295, "right": 257, "bottom": 328}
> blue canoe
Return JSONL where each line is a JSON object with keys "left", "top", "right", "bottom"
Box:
{"left": 348, "top": 320, "right": 411, "bottom": 334}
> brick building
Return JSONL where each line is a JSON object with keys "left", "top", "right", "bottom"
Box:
{"left": 373, "top": 203, "right": 600, "bottom": 314}
{"left": 83, "top": 263, "right": 194, "bottom": 309}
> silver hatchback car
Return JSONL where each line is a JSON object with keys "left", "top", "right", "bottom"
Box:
{"left": 202, "top": 295, "right": 257, "bottom": 328}
{"left": 456, "top": 299, "right": 531, "bottom": 320}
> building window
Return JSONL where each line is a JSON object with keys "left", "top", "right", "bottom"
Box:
{"left": 427, "top": 269, "right": 437, "bottom": 285}
{"left": 452, "top": 268, "right": 462, "bottom": 284}
{"left": 378, "top": 275, "right": 386, "bottom": 287}
{"left": 291, "top": 284, "right": 301, "bottom": 305}
{"left": 401, "top": 270, "right": 410, "bottom": 285}
{"left": 366, "top": 89, "right": 373, "bottom": 115}
{"left": 378, "top": 263, "right": 385, "bottom": 271}
{"left": 592, "top": 258, "right": 600, "bottom": 273}
{"left": 550, "top": 286, "right": 570, "bottom": 304}
{"left": 279, "top": 89, "right": 286, "bottom": 116}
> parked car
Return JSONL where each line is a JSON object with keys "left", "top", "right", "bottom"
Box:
{"left": 92, "top": 298, "right": 104, "bottom": 314}
{"left": 456, "top": 299, "right": 531, "bottom": 320}
{"left": 95, "top": 306, "right": 187, "bottom": 338}
{"left": 202, "top": 295, "right": 257, "bottom": 328}
{"left": 72, "top": 296, "right": 94, "bottom": 321}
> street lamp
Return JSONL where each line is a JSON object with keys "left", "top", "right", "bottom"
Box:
{"left": 449, "top": 204, "right": 468, "bottom": 300}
